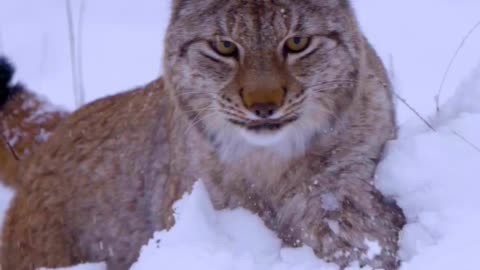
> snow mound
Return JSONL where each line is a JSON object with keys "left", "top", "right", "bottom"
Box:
{"left": 130, "top": 181, "right": 341, "bottom": 270}
{"left": 0, "top": 184, "right": 14, "bottom": 233}
{"left": 377, "top": 62, "right": 480, "bottom": 270}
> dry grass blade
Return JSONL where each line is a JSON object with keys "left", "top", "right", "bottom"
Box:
{"left": 435, "top": 19, "right": 480, "bottom": 112}
{"left": 66, "top": 0, "right": 80, "bottom": 108}
{"left": 77, "top": 0, "right": 86, "bottom": 106}
{"left": 393, "top": 91, "right": 436, "bottom": 132}
{"left": 388, "top": 53, "right": 436, "bottom": 132}
{"left": 1, "top": 133, "right": 19, "bottom": 161}
{"left": 450, "top": 129, "right": 480, "bottom": 153}
{"left": 66, "top": 0, "right": 87, "bottom": 108}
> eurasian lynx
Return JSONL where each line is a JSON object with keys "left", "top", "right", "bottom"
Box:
{"left": 2, "top": 1, "right": 405, "bottom": 269}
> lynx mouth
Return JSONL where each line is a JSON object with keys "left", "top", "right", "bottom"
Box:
{"left": 228, "top": 116, "right": 298, "bottom": 131}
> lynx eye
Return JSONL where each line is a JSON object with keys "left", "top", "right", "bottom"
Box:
{"left": 285, "top": 37, "right": 311, "bottom": 53}
{"left": 211, "top": 40, "right": 238, "bottom": 57}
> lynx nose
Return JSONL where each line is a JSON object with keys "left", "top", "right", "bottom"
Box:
{"left": 241, "top": 88, "right": 285, "bottom": 118}
{"left": 250, "top": 103, "right": 278, "bottom": 118}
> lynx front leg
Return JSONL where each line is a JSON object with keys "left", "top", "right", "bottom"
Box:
{"left": 276, "top": 162, "right": 405, "bottom": 270}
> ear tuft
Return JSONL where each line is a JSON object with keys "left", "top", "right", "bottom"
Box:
{"left": 0, "top": 56, "right": 16, "bottom": 108}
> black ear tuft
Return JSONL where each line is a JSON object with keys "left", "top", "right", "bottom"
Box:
{"left": 0, "top": 56, "right": 16, "bottom": 108}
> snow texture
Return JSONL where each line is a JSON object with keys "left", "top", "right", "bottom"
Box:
{"left": 130, "top": 181, "right": 340, "bottom": 270}
{"left": 376, "top": 62, "right": 480, "bottom": 270}
{"left": 0, "top": 185, "right": 14, "bottom": 234}
{"left": 0, "top": 1, "right": 479, "bottom": 270}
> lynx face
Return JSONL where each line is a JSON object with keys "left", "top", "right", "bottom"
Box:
{"left": 164, "top": 0, "right": 362, "bottom": 158}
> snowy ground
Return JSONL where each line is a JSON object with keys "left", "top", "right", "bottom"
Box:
{"left": 1, "top": 1, "right": 480, "bottom": 270}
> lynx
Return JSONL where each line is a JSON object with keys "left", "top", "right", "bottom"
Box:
{"left": 2, "top": 1, "right": 405, "bottom": 269}
{"left": 0, "top": 57, "right": 67, "bottom": 187}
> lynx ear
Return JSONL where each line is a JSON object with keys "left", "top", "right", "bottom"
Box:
{"left": 314, "top": 0, "right": 351, "bottom": 9}
{"left": 171, "top": 0, "right": 217, "bottom": 21}
{"left": 172, "top": 0, "right": 212, "bottom": 13}
{"left": 171, "top": 0, "right": 187, "bottom": 12}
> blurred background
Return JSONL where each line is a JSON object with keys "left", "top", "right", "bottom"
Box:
{"left": 1, "top": 0, "right": 479, "bottom": 123}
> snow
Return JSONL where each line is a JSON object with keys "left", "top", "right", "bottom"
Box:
{"left": 1, "top": 1, "right": 480, "bottom": 270}
{"left": 130, "top": 181, "right": 339, "bottom": 270}
{"left": 364, "top": 239, "right": 381, "bottom": 261}
{"left": 320, "top": 192, "right": 341, "bottom": 211}
{"left": 0, "top": 185, "right": 14, "bottom": 234}
{"left": 353, "top": 0, "right": 480, "bottom": 123}
{"left": 376, "top": 63, "right": 480, "bottom": 270}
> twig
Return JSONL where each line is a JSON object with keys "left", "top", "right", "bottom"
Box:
{"left": 0, "top": 133, "right": 19, "bottom": 161}
{"left": 388, "top": 23, "right": 480, "bottom": 155}
{"left": 77, "top": 0, "right": 86, "bottom": 105}
{"left": 393, "top": 92, "right": 436, "bottom": 132}
{"left": 435, "top": 19, "right": 480, "bottom": 113}
{"left": 394, "top": 90, "right": 480, "bottom": 154}
{"left": 66, "top": 0, "right": 81, "bottom": 108}
{"left": 388, "top": 54, "right": 436, "bottom": 131}
{"left": 450, "top": 129, "right": 480, "bottom": 153}
{"left": 388, "top": 54, "right": 436, "bottom": 132}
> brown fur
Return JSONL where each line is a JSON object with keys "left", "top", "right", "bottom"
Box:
{"left": 0, "top": 85, "right": 67, "bottom": 187}
{"left": 2, "top": 1, "right": 405, "bottom": 269}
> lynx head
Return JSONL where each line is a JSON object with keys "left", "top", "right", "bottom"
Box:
{"left": 164, "top": 0, "right": 363, "bottom": 160}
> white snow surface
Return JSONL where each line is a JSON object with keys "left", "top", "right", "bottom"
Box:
{"left": 377, "top": 63, "right": 480, "bottom": 270}
{"left": 130, "top": 181, "right": 341, "bottom": 270}
{"left": 1, "top": 1, "right": 480, "bottom": 270}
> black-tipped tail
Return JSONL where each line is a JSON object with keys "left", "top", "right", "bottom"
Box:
{"left": 0, "top": 56, "right": 15, "bottom": 107}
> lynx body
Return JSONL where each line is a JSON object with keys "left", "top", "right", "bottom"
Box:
{"left": 2, "top": 1, "right": 404, "bottom": 269}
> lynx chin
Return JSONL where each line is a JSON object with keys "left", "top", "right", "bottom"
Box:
{"left": 1, "top": 1, "right": 405, "bottom": 270}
